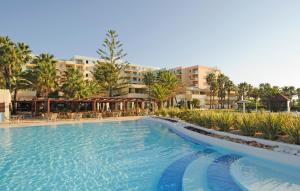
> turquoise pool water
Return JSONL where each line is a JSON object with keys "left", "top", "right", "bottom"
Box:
{"left": 0, "top": 119, "right": 300, "bottom": 190}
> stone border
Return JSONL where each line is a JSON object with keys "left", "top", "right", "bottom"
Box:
{"left": 0, "top": 116, "right": 142, "bottom": 128}
{"left": 183, "top": 125, "right": 277, "bottom": 150}
{"left": 149, "top": 116, "right": 300, "bottom": 168}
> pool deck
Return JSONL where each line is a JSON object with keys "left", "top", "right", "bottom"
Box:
{"left": 0, "top": 116, "right": 143, "bottom": 128}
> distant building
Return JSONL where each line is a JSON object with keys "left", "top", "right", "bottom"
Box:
{"left": 18, "top": 55, "right": 232, "bottom": 108}
{"left": 119, "top": 64, "right": 158, "bottom": 98}
{"left": 168, "top": 65, "right": 220, "bottom": 108}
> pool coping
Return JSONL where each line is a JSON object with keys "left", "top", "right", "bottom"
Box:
{"left": 0, "top": 116, "right": 142, "bottom": 128}
{"left": 148, "top": 116, "right": 300, "bottom": 169}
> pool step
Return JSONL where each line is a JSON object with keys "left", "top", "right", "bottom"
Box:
{"left": 157, "top": 149, "right": 215, "bottom": 191}
{"left": 207, "top": 154, "right": 243, "bottom": 191}
{"left": 231, "top": 158, "right": 300, "bottom": 191}
{"left": 182, "top": 151, "right": 220, "bottom": 191}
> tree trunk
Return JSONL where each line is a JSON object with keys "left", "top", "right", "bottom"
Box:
{"left": 212, "top": 94, "right": 215, "bottom": 109}
{"left": 5, "top": 80, "right": 11, "bottom": 91}
{"left": 158, "top": 101, "right": 162, "bottom": 109}
{"left": 109, "top": 87, "right": 113, "bottom": 97}
{"left": 227, "top": 90, "right": 230, "bottom": 109}
{"left": 222, "top": 94, "right": 226, "bottom": 109}
{"left": 255, "top": 99, "right": 258, "bottom": 112}
{"left": 12, "top": 89, "right": 18, "bottom": 115}
{"left": 148, "top": 86, "right": 151, "bottom": 98}
{"left": 209, "top": 91, "right": 212, "bottom": 109}
{"left": 4, "top": 66, "right": 12, "bottom": 91}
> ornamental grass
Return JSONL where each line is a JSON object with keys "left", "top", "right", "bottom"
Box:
{"left": 156, "top": 109, "right": 300, "bottom": 145}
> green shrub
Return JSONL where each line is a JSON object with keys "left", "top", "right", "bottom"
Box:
{"left": 154, "top": 108, "right": 300, "bottom": 145}
{"left": 215, "top": 113, "right": 235, "bottom": 131}
{"left": 202, "top": 112, "right": 218, "bottom": 129}
{"left": 194, "top": 112, "right": 206, "bottom": 127}
{"left": 237, "top": 114, "right": 257, "bottom": 136}
{"left": 155, "top": 109, "right": 168, "bottom": 117}
{"left": 259, "top": 114, "right": 284, "bottom": 140}
{"left": 167, "top": 108, "right": 181, "bottom": 118}
{"left": 283, "top": 117, "right": 300, "bottom": 145}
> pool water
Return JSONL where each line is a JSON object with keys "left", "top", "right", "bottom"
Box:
{"left": 0, "top": 119, "right": 300, "bottom": 190}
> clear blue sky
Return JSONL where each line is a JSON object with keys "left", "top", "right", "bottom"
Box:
{"left": 1, "top": 0, "right": 300, "bottom": 87}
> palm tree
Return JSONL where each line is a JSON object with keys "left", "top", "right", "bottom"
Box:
{"left": 296, "top": 88, "right": 300, "bottom": 98}
{"left": 32, "top": 53, "right": 57, "bottom": 98}
{"left": 237, "top": 82, "right": 249, "bottom": 100}
{"left": 0, "top": 37, "right": 32, "bottom": 114}
{"left": 0, "top": 72, "right": 4, "bottom": 88}
{"left": 224, "top": 79, "right": 235, "bottom": 109}
{"left": 11, "top": 70, "right": 33, "bottom": 114}
{"left": 248, "top": 87, "right": 260, "bottom": 111}
{"left": 150, "top": 83, "right": 169, "bottom": 109}
{"left": 297, "top": 88, "right": 300, "bottom": 106}
{"left": 206, "top": 72, "right": 217, "bottom": 109}
{"left": 281, "top": 86, "right": 296, "bottom": 100}
{"left": 297, "top": 88, "right": 300, "bottom": 98}
{"left": 156, "top": 70, "right": 179, "bottom": 107}
{"left": 258, "top": 83, "right": 279, "bottom": 110}
{"left": 11, "top": 43, "right": 32, "bottom": 114}
{"left": 217, "top": 74, "right": 228, "bottom": 109}
{"left": 94, "top": 30, "right": 128, "bottom": 97}
{"left": 0, "top": 36, "right": 15, "bottom": 91}
{"left": 61, "top": 66, "right": 85, "bottom": 99}
{"left": 143, "top": 71, "right": 156, "bottom": 97}
{"left": 147, "top": 71, "right": 180, "bottom": 108}
{"left": 82, "top": 80, "right": 101, "bottom": 98}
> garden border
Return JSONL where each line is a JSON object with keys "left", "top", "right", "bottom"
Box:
{"left": 148, "top": 116, "right": 300, "bottom": 168}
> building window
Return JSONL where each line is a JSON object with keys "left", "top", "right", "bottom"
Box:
{"left": 86, "top": 60, "right": 89, "bottom": 64}
{"left": 86, "top": 74, "right": 88, "bottom": 78}
{"left": 129, "top": 88, "right": 135, "bottom": 93}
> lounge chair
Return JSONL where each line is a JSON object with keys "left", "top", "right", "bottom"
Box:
{"left": 48, "top": 113, "right": 58, "bottom": 122}
{"left": 11, "top": 115, "right": 24, "bottom": 123}
{"left": 118, "top": 111, "right": 122, "bottom": 117}
{"left": 95, "top": 113, "right": 102, "bottom": 119}
{"left": 68, "top": 113, "right": 76, "bottom": 120}
{"left": 74, "top": 113, "right": 82, "bottom": 121}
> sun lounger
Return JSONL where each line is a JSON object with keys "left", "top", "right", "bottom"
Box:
{"left": 95, "top": 113, "right": 102, "bottom": 119}
{"left": 68, "top": 113, "right": 76, "bottom": 120}
{"left": 47, "top": 113, "right": 58, "bottom": 122}
{"left": 11, "top": 115, "right": 24, "bottom": 123}
{"left": 74, "top": 113, "right": 82, "bottom": 121}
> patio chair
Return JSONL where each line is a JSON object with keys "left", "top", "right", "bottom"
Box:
{"left": 48, "top": 113, "right": 58, "bottom": 122}
{"left": 144, "top": 109, "right": 149, "bottom": 116}
{"left": 95, "top": 113, "right": 102, "bottom": 119}
{"left": 74, "top": 113, "right": 82, "bottom": 121}
{"left": 10, "top": 115, "right": 24, "bottom": 123}
{"left": 117, "top": 111, "right": 122, "bottom": 117}
{"left": 67, "top": 113, "right": 76, "bottom": 120}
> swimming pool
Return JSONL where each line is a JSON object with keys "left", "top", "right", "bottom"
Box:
{"left": 0, "top": 119, "right": 300, "bottom": 190}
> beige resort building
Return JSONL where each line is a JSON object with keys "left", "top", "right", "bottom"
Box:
{"left": 169, "top": 65, "right": 218, "bottom": 108}
{"left": 18, "top": 55, "right": 230, "bottom": 108}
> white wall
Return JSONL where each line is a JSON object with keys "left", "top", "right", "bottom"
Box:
{"left": 0, "top": 89, "right": 11, "bottom": 121}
